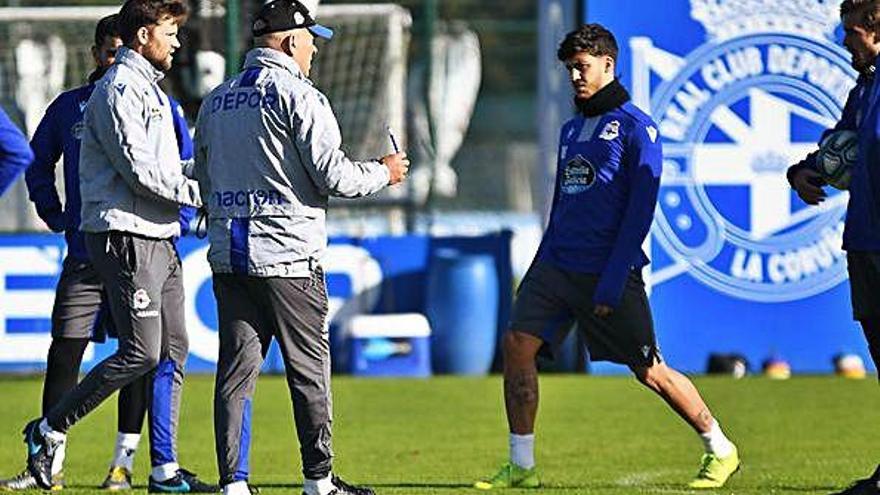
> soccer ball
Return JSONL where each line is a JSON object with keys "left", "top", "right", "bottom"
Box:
{"left": 814, "top": 130, "right": 857, "bottom": 190}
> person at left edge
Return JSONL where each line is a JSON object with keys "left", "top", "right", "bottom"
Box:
{"left": 18, "top": 1, "right": 215, "bottom": 493}
{"left": 0, "top": 107, "right": 34, "bottom": 196}
{"left": 0, "top": 13, "right": 210, "bottom": 492}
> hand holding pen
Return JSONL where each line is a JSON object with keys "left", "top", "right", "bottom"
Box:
{"left": 381, "top": 125, "right": 410, "bottom": 185}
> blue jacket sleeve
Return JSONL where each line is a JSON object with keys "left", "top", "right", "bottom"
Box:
{"left": 787, "top": 79, "right": 862, "bottom": 185}
{"left": 170, "top": 97, "right": 197, "bottom": 236}
{"left": 594, "top": 123, "right": 662, "bottom": 308}
{"left": 170, "top": 97, "right": 194, "bottom": 160}
{"left": 0, "top": 108, "right": 34, "bottom": 197}
{"left": 24, "top": 97, "right": 65, "bottom": 231}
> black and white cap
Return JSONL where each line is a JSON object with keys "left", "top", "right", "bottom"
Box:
{"left": 252, "top": 0, "right": 334, "bottom": 40}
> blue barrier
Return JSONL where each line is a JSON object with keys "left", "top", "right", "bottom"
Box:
{"left": 0, "top": 232, "right": 513, "bottom": 375}
{"left": 426, "top": 250, "right": 499, "bottom": 375}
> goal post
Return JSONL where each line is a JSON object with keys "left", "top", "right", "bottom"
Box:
{"left": 0, "top": 3, "right": 412, "bottom": 232}
{"left": 310, "top": 4, "right": 411, "bottom": 161}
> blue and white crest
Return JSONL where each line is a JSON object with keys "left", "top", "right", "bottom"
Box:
{"left": 599, "top": 120, "right": 620, "bottom": 141}
{"left": 632, "top": 0, "right": 856, "bottom": 302}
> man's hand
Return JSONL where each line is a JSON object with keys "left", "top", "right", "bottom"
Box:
{"left": 791, "top": 167, "right": 827, "bottom": 205}
{"left": 381, "top": 152, "right": 410, "bottom": 185}
{"left": 593, "top": 304, "right": 613, "bottom": 318}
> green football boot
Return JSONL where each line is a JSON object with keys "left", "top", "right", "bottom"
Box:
{"left": 688, "top": 446, "right": 740, "bottom": 489}
{"left": 474, "top": 462, "right": 540, "bottom": 490}
{"left": 101, "top": 466, "right": 132, "bottom": 491}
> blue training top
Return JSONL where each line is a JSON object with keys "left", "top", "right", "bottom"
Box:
{"left": 0, "top": 108, "right": 34, "bottom": 196}
{"left": 791, "top": 72, "right": 880, "bottom": 251}
{"left": 26, "top": 82, "right": 195, "bottom": 261}
{"left": 850, "top": 65, "right": 880, "bottom": 251}
{"left": 537, "top": 100, "right": 662, "bottom": 308}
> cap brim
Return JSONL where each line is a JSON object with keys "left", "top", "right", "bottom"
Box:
{"left": 308, "top": 23, "right": 334, "bottom": 40}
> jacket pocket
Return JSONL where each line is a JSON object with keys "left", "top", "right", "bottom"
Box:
{"left": 108, "top": 233, "right": 138, "bottom": 274}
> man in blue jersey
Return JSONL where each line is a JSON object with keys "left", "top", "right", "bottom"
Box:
{"left": 6, "top": 10, "right": 214, "bottom": 493}
{"left": 0, "top": 107, "right": 34, "bottom": 196}
{"left": 474, "top": 24, "right": 740, "bottom": 491}
{"left": 789, "top": 2, "right": 880, "bottom": 494}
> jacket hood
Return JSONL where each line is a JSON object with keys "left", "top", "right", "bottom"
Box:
{"left": 242, "top": 48, "right": 310, "bottom": 84}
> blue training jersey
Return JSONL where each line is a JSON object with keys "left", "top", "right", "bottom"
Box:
{"left": 26, "top": 83, "right": 195, "bottom": 261}
{"left": 849, "top": 69, "right": 880, "bottom": 251}
{"left": 0, "top": 108, "right": 34, "bottom": 196}
{"left": 788, "top": 74, "right": 880, "bottom": 251}
{"left": 537, "top": 101, "right": 662, "bottom": 308}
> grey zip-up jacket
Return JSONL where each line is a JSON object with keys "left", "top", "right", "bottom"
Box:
{"left": 79, "top": 47, "right": 201, "bottom": 239}
{"left": 194, "top": 48, "right": 390, "bottom": 277}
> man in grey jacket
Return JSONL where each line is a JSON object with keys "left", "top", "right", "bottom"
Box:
{"left": 193, "top": 1, "right": 408, "bottom": 494}
{"left": 21, "top": 1, "right": 215, "bottom": 493}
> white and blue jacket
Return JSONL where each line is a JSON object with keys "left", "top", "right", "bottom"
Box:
{"left": 194, "top": 48, "right": 390, "bottom": 277}
{"left": 26, "top": 80, "right": 195, "bottom": 261}
{"left": 79, "top": 47, "right": 201, "bottom": 239}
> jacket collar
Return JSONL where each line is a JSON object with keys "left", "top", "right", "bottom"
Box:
{"left": 116, "top": 46, "right": 165, "bottom": 84}
{"left": 242, "top": 48, "right": 310, "bottom": 84}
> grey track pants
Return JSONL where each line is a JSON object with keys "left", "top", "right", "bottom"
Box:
{"left": 213, "top": 269, "right": 332, "bottom": 485}
{"left": 46, "top": 232, "right": 189, "bottom": 464}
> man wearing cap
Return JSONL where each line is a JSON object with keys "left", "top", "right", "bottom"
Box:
{"left": 192, "top": 1, "right": 408, "bottom": 495}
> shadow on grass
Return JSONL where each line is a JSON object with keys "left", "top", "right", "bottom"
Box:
{"left": 253, "top": 482, "right": 474, "bottom": 489}
{"left": 56, "top": 482, "right": 844, "bottom": 494}
{"left": 751, "top": 485, "right": 843, "bottom": 493}
{"left": 127, "top": 481, "right": 841, "bottom": 494}
{"left": 607, "top": 481, "right": 842, "bottom": 493}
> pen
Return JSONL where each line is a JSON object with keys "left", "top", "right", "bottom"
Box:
{"left": 387, "top": 125, "right": 400, "bottom": 153}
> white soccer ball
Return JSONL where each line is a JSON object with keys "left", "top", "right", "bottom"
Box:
{"left": 815, "top": 130, "right": 858, "bottom": 190}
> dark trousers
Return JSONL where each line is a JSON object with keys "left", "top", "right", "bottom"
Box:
{"left": 43, "top": 256, "right": 147, "bottom": 435}
{"left": 212, "top": 269, "right": 332, "bottom": 485}
{"left": 47, "top": 232, "right": 188, "bottom": 471}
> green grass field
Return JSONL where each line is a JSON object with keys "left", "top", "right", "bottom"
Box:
{"left": 0, "top": 375, "right": 878, "bottom": 494}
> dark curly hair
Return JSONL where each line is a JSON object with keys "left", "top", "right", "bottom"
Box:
{"left": 94, "top": 14, "right": 120, "bottom": 48}
{"left": 841, "top": 0, "right": 880, "bottom": 32}
{"left": 557, "top": 23, "right": 618, "bottom": 62}
{"left": 118, "top": 0, "right": 189, "bottom": 45}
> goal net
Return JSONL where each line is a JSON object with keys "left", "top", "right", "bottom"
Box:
{"left": 311, "top": 4, "right": 411, "bottom": 161}
{"left": 0, "top": 3, "right": 412, "bottom": 231}
{"left": 0, "top": 6, "right": 119, "bottom": 231}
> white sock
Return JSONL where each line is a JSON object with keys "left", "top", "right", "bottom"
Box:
{"left": 38, "top": 418, "right": 66, "bottom": 444}
{"left": 509, "top": 433, "right": 535, "bottom": 469}
{"left": 111, "top": 433, "right": 141, "bottom": 471}
{"left": 222, "top": 481, "right": 250, "bottom": 495}
{"left": 699, "top": 420, "right": 735, "bottom": 458}
{"left": 50, "top": 441, "right": 66, "bottom": 476}
{"left": 151, "top": 463, "right": 179, "bottom": 482}
{"left": 302, "top": 474, "right": 334, "bottom": 495}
